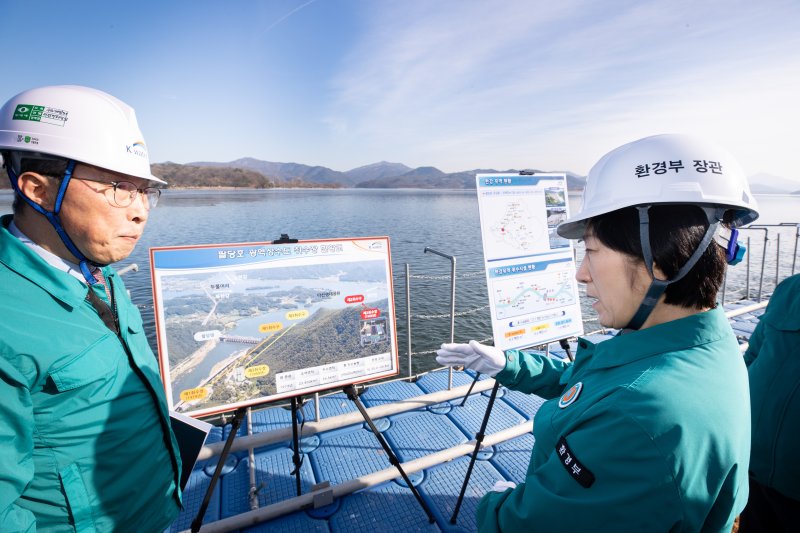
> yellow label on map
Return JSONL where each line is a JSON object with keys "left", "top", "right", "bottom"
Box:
{"left": 504, "top": 328, "right": 525, "bottom": 338}
{"left": 259, "top": 322, "right": 283, "bottom": 333}
{"left": 286, "top": 310, "right": 309, "bottom": 320}
{"left": 531, "top": 323, "right": 549, "bottom": 332}
{"left": 179, "top": 387, "right": 209, "bottom": 401}
{"left": 245, "top": 364, "right": 270, "bottom": 378}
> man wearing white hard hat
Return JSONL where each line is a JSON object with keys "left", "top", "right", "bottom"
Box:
{"left": 437, "top": 134, "right": 757, "bottom": 531}
{"left": 0, "top": 86, "right": 181, "bottom": 531}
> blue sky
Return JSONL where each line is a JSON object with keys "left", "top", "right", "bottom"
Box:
{"left": 1, "top": 0, "right": 799, "bottom": 180}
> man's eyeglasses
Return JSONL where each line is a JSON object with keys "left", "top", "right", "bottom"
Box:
{"left": 73, "top": 176, "right": 161, "bottom": 209}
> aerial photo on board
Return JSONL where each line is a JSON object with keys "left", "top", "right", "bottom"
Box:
{"left": 152, "top": 242, "right": 397, "bottom": 416}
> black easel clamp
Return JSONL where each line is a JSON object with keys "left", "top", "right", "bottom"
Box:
{"left": 272, "top": 233, "right": 298, "bottom": 244}
{"left": 559, "top": 338, "right": 575, "bottom": 361}
{"left": 343, "top": 384, "right": 435, "bottom": 524}
{"left": 191, "top": 407, "right": 247, "bottom": 532}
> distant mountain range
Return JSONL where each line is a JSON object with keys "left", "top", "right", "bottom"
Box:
{"left": 186, "top": 158, "right": 588, "bottom": 190}
{"left": 1, "top": 156, "right": 794, "bottom": 193}
{"left": 748, "top": 172, "right": 800, "bottom": 194}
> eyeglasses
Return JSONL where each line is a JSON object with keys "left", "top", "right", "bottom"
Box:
{"left": 73, "top": 176, "right": 161, "bottom": 209}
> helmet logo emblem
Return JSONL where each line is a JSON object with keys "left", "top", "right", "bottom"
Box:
{"left": 126, "top": 141, "right": 147, "bottom": 158}
{"left": 559, "top": 382, "right": 583, "bottom": 408}
{"left": 12, "top": 104, "right": 68, "bottom": 126}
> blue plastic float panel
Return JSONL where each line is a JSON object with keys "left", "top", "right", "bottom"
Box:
{"left": 584, "top": 332, "right": 616, "bottom": 342}
{"left": 385, "top": 410, "right": 468, "bottom": 463}
{"left": 251, "top": 399, "right": 315, "bottom": 431}
{"left": 360, "top": 380, "right": 426, "bottom": 407}
{"left": 731, "top": 320, "right": 758, "bottom": 335}
{"left": 330, "top": 481, "right": 441, "bottom": 533}
{"left": 169, "top": 468, "right": 221, "bottom": 533}
{"left": 446, "top": 392, "right": 525, "bottom": 438}
{"left": 489, "top": 432, "right": 536, "bottom": 484}
{"left": 724, "top": 299, "right": 758, "bottom": 310}
{"left": 169, "top": 425, "right": 226, "bottom": 531}
{"left": 421, "top": 456, "right": 506, "bottom": 533}
{"left": 311, "top": 427, "right": 391, "bottom": 485}
{"left": 318, "top": 391, "right": 361, "bottom": 419}
{"left": 500, "top": 389, "right": 546, "bottom": 421}
{"left": 416, "top": 369, "right": 479, "bottom": 393}
{"left": 242, "top": 511, "right": 331, "bottom": 533}
{"left": 221, "top": 447, "right": 317, "bottom": 518}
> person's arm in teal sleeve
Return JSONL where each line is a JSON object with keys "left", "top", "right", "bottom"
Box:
{"left": 0, "top": 359, "right": 36, "bottom": 532}
{"left": 743, "top": 315, "right": 765, "bottom": 367}
{"left": 476, "top": 405, "right": 683, "bottom": 532}
{"left": 496, "top": 348, "right": 572, "bottom": 399}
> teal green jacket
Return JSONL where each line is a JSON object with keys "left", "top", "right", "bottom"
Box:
{"left": 479, "top": 307, "right": 750, "bottom": 532}
{"left": 744, "top": 274, "right": 800, "bottom": 500}
{"left": 0, "top": 215, "right": 182, "bottom": 532}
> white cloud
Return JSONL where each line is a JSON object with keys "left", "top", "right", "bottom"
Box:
{"left": 321, "top": 0, "right": 800, "bottom": 177}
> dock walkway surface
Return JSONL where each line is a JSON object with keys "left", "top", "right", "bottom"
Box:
{"left": 172, "top": 299, "right": 765, "bottom": 533}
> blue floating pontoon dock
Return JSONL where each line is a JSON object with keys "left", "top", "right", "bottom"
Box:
{"left": 171, "top": 300, "right": 764, "bottom": 533}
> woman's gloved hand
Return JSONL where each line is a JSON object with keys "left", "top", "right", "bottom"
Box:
{"left": 491, "top": 480, "right": 517, "bottom": 492}
{"left": 435, "top": 340, "right": 506, "bottom": 377}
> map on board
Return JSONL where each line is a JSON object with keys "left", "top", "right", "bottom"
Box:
{"left": 486, "top": 200, "right": 546, "bottom": 255}
{"left": 150, "top": 238, "right": 398, "bottom": 418}
{"left": 493, "top": 268, "right": 577, "bottom": 320}
{"left": 476, "top": 174, "right": 583, "bottom": 350}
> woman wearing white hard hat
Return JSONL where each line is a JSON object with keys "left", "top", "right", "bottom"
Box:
{"left": 0, "top": 86, "right": 181, "bottom": 531}
{"left": 437, "top": 134, "right": 757, "bottom": 532}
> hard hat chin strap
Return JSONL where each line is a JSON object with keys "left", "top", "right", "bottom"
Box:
{"left": 626, "top": 205, "right": 724, "bottom": 330}
{"left": 7, "top": 161, "right": 101, "bottom": 285}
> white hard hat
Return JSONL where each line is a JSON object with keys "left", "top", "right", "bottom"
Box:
{"left": 0, "top": 85, "right": 166, "bottom": 184}
{"left": 557, "top": 134, "right": 758, "bottom": 239}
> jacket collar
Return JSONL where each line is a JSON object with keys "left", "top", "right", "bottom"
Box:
{"left": 579, "top": 306, "right": 731, "bottom": 370}
{"left": 1, "top": 214, "right": 94, "bottom": 309}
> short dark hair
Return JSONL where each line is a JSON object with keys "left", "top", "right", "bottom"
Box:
{"left": 2, "top": 151, "right": 68, "bottom": 213}
{"left": 588, "top": 204, "right": 727, "bottom": 309}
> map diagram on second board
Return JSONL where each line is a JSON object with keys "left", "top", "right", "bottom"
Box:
{"left": 482, "top": 193, "right": 548, "bottom": 260}
{"left": 493, "top": 269, "right": 576, "bottom": 320}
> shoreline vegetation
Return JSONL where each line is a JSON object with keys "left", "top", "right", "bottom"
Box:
{"left": 0, "top": 159, "right": 593, "bottom": 191}
{"left": 150, "top": 162, "right": 343, "bottom": 189}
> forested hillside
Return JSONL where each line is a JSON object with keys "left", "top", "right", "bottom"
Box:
{"left": 151, "top": 163, "right": 276, "bottom": 188}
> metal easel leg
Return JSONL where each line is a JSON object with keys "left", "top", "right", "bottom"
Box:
{"left": 290, "top": 396, "right": 303, "bottom": 496}
{"left": 343, "top": 384, "right": 435, "bottom": 523}
{"left": 450, "top": 379, "right": 501, "bottom": 524}
{"left": 460, "top": 372, "right": 482, "bottom": 406}
{"left": 191, "top": 407, "right": 246, "bottom": 533}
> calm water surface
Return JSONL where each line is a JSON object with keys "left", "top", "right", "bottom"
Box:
{"left": 2, "top": 189, "right": 798, "bottom": 376}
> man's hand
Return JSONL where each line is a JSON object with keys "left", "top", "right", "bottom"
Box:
{"left": 435, "top": 340, "right": 506, "bottom": 377}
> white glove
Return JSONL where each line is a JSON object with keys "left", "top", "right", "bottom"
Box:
{"left": 491, "top": 480, "right": 517, "bottom": 492}
{"left": 435, "top": 340, "right": 506, "bottom": 377}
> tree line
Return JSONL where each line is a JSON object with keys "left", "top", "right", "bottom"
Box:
{"left": 0, "top": 162, "right": 340, "bottom": 189}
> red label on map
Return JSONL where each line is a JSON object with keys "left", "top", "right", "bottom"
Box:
{"left": 345, "top": 294, "right": 364, "bottom": 304}
{"left": 360, "top": 308, "right": 380, "bottom": 320}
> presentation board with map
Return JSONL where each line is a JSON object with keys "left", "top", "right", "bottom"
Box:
{"left": 149, "top": 237, "right": 398, "bottom": 418}
{"left": 476, "top": 174, "right": 583, "bottom": 350}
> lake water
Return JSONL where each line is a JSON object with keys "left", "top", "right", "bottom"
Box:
{"left": 1, "top": 189, "right": 798, "bottom": 376}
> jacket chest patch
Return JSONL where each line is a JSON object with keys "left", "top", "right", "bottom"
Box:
{"left": 559, "top": 381, "right": 583, "bottom": 408}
